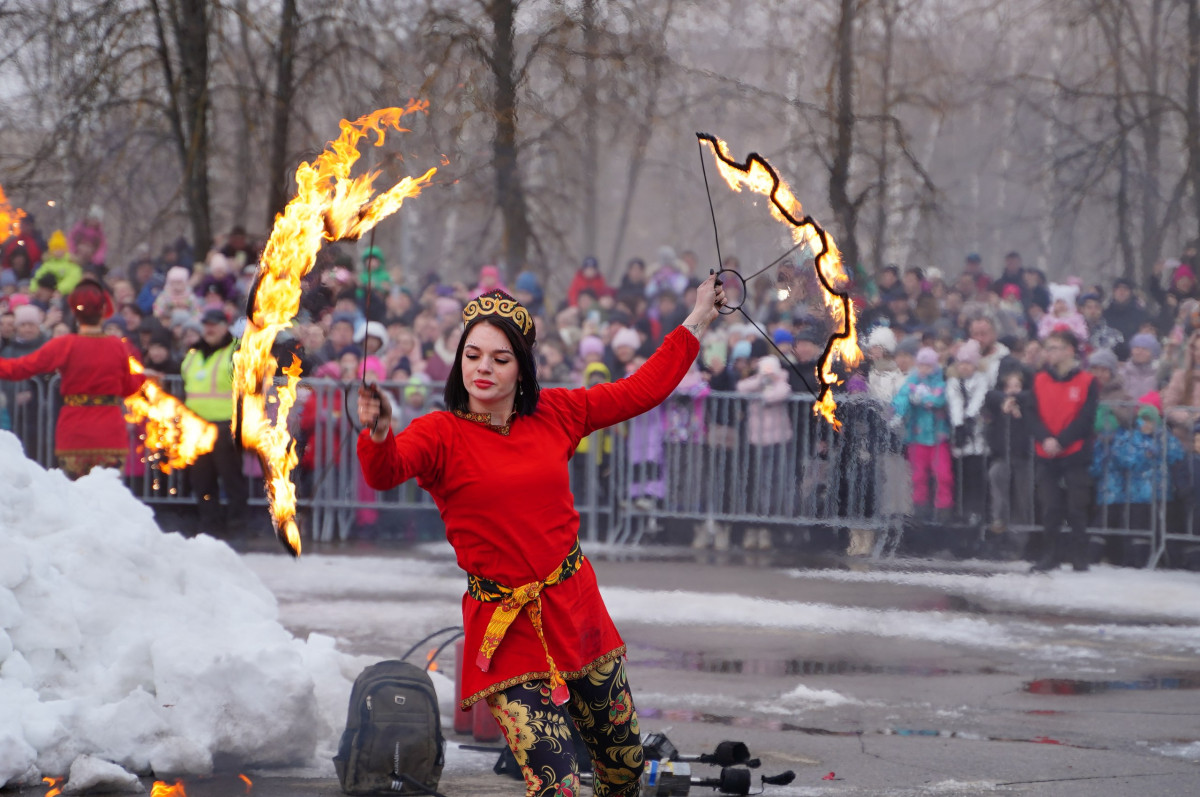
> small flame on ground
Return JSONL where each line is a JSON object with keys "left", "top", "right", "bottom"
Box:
{"left": 42, "top": 776, "right": 63, "bottom": 797}
{"left": 234, "top": 100, "right": 437, "bottom": 557}
{"left": 124, "top": 357, "right": 218, "bottom": 471}
{"left": 698, "top": 134, "right": 861, "bottom": 429}
{"left": 151, "top": 781, "right": 187, "bottom": 797}
{"left": 238, "top": 773, "right": 253, "bottom": 793}
{"left": 0, "top": 184, "right": 25, "bottom": 239}
{"left": 426, "top": 648, "right": 439, "bottom": 672}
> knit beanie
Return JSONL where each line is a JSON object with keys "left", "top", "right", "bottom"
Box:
{"left": 866, "top": 326, "right": 898, "bottom": 354}
{"left": 48, "top": 230, "right": 68, "bottom": 255}
{"left": 1128, "top": 333, "right": 1161, "bottom": 358}
{"left": 1087, "top": 348, "right": 1119, "bottom": 373}
{"left": 579, "top": 335, "right": 604, "bottom": 359}
{"left": 956, "top": 339, "right": 982, "bottom": 366}
{"left": 916, "top": 347, "right": 939, "bottom": 367}
{"left": 1049, "top": 282, "right": 1079, "bottom": 308}
{"left": 896, "top": 336, "right": 922, "bottom": 357}
{"left": 611, "top": 327, "right": 641, "bottom": 351}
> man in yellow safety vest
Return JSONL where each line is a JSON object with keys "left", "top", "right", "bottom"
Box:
{"left": 181, "top": 307, "right": 248, "bottom": 533}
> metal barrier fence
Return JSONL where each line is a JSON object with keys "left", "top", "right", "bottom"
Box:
{"left": 6, "top": 373, "right": 1200, "bottom": 566}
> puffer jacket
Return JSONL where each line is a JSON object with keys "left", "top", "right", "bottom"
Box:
{"left": 891, "top": 369, "right": 950, "bottom": 446}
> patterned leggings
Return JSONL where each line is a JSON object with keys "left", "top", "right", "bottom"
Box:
{"left": 487, "top": 657, "right": 644, "bottom": 797}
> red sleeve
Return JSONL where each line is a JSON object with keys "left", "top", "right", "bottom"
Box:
{"left": 0, "top": 337, "right": 70, "bottom": 381}
{"left": 357, "top": 411, "right": 445, "bottom": 491}
{"left": 565, "top": 326, "right": 699, "bottom": 437}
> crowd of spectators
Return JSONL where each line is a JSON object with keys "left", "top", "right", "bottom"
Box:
{"left": 4, "top": 208, "right": 1200, "bottom": 566}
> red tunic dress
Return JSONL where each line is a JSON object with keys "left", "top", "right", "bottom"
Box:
{"left": 0, "top": 332, "right": 145, "bottom": 473}
{"left": 358, "top": 327, "right": 700, "bottom": 708}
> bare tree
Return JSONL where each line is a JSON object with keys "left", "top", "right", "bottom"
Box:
{"left": 149, "top": 0, "right": 214, "bottom": 255}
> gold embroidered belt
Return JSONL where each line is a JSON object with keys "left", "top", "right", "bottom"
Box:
{"left": 467, "top": 539, "right": 584, "bottom": 706}
{"left": 63, "top": 394, "right": 123, "bottom": 407}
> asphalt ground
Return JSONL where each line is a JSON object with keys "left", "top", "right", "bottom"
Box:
{"left": 23, "top": 537, "right": 1199, "bottom": 797}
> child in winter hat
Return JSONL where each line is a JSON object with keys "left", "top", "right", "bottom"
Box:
{"left": 1121, "top": 333, "right": 1162, "bottom": 401}
{"left": 1037, "top": 283, "right": 1088, "bottom": 341}
{"left": 892, "top": 345, "right": 953, "bottom": 511}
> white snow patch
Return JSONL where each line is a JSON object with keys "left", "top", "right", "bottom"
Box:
{"left": 62, "top": 755, "right": 143, "bottom": 793}
{"left": 1155, "top": 741, "right": 1200, "bottom": 761}
{"left": 0, "top": 432, "right": 358, "bottom": 786}
{"left": 914, "top": 781, "right": 1000, "bottom": 793}
{"left": 775, "top": 684, "right": 857, "bottom": 707}
{"left": 788, "top": 565, "right": 1200, "bottom": 622}
{"left": 601, "top": 587, "right": 1021, "bottom": 650}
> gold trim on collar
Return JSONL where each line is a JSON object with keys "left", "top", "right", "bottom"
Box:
{"left": 453, "top": 408, "right": 516, "bottom": 435}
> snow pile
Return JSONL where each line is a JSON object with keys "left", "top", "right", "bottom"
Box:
{"left": 789, "top": 566, "right": 1200, "bottom": 622}
{"left": 0, "top": 432, "right": 360, "bottom": 787}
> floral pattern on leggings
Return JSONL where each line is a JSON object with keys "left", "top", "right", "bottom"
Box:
{"left": 487, "top": 658, "right": 644, "bottom": 797}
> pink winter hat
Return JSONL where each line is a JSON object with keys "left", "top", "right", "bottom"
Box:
{"left": 956, "top": 339, "right": 982, "bottom": 366}
{"left": 916, "top": 347, "right": 940, "bottom": 367}
{"left": 579, "top": 335, "right": 604, "bottom": 359}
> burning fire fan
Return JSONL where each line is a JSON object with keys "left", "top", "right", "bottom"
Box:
{"left": 234, "top": 102, "right": 437, "bottom": 557}
{"left": 697, "top": 134, "right": 861, "bottom": 429}
{"left": 0, "top": 184, "right": 23, "bottom": 238}
{"left": 124, "top": 357, "right": 218, "bottom": 472}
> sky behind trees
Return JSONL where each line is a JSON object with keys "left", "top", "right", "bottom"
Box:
{"left": 1, "top": 0, "right": 1198, "bottom": 298}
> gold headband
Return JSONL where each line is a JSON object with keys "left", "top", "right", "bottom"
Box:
{"left": 462, "top": 291, "right": 534, "bottom": 338}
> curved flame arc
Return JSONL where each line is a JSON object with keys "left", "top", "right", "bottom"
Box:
{"left": 697, "top": 133, "right": 860, "bottom": 430}
{"left": 235, "top": 101, "right": 437, "bottom": 556}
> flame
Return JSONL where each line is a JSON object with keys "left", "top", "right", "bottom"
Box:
{"left": 238, "top": 773, "right": 253, "bottom": 793}
{"left": 425, "top": 648, "right": 439, "bottom": 672}
{"left": 124, "top": 357, "right": 218, "bottom": 472}
{"left": 0, "top": 184, "right": 25, "bottom": 238}
{"left": 42, "top": 776, "right": 63, "bottom": 797}
{"left": 234, "top": 101, "right": 437, "bottom": 557}
{"left": 151, "top": 781, "right": 187, "bottom": 797}
{"left": 698, "top": 134, "right": 861, "bottom": 429}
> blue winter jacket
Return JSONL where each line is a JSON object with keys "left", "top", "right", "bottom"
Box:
{"left": 892, "top": 369, "right": 950, "bottom": 446}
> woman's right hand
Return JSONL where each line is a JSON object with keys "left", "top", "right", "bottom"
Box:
{"left": 358, "top": 385, "right": 392, "bottom": 441}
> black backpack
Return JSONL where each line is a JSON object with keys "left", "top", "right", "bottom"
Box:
{"left": 334, "top": 660, "right": 447, "bottom": 796}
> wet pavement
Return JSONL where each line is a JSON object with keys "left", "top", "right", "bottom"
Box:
{"left": 30, "top": 539, "right": 1200, "bottom": 796}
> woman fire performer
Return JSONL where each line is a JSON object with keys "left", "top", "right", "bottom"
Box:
{"left": 357, "top": 276, "right": 725, "bottom": 797}
{"left": 0, "top": 277, "right": 144, "bottom": 478}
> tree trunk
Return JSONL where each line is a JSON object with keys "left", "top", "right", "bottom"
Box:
{"left": 581, "top": 0, "right": 599, "bottom": 262}
{"left": 1110, "top": 7, "right": 1137, "bottom": 279}
{"left": 828, "top": 0, "right": 859, "bottom": 273}
{"left": 608, "top": 1, "right": 674, "bottom": 272}
{"left": 266, "top": 0, "right": 299, "bottom": 228}
{"left": 1138, "top": 0, "right": 1165, "bottom": 272}
{"left": 1188, "top": 0, "right": 1200, "bottom": 246}
{"left": 489, "top": 0, "right": 531, "bottom": 272}
{"left": 178, "top": 0, "right": 213, "bottom": 256}
{"left": 871, "top": 0, "right": 896, "bottom": 273}
{"left": 231, "top": 0, "right": 255, "bottom": 227}
{"left": 151, "top": 0, "right": 213, "bottom": 257}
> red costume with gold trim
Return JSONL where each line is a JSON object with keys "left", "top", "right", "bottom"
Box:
{"left": 0, "top": 332, "right": 145, "bottom": 475}
{"left": 358, "top": 326, "right": 700, "bottom": 709}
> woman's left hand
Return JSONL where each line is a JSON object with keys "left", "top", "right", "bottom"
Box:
{"left": 684, "top": 272, "right": 727, "bottom": 330}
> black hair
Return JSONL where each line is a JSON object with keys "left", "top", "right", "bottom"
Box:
{"left": 444, "top": 317, "right": 540, "bottom": 417}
